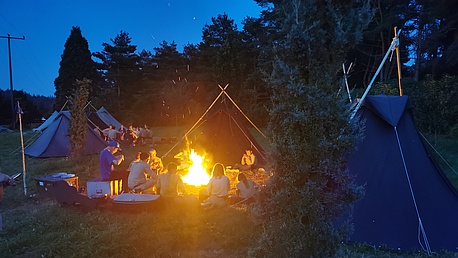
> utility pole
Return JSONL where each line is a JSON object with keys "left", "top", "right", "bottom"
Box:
{"left": 0, "top": 34, "right": 26, "bottom": 129}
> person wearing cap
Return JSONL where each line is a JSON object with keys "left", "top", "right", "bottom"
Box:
{"left": 148, "top": 149, "right": 164, "bottom": 174}
{"left": 99, "top": 140, "right": 128, "bottom": 192}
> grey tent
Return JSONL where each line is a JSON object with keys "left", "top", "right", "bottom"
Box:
{"left": 346, "top": 94, "right": 458, "bottom": 251}
{"left": 25, "top": 111, "right": 107, "bottom": 157}
{"left": 96, "top": 107, "right": 124, "bottom": 129}
{"left": 32, "top": 110, "right": 59, "bottom": 133}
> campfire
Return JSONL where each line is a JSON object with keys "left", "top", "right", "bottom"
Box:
{"left": 182, "top": 149, "right": 211, "bottom": 186}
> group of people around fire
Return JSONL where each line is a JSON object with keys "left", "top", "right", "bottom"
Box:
{"left": 95, "top": 124, "right": 154, "bottom": 147}
{"left": 98, "top": 140, "right": 259, "bottom": 209}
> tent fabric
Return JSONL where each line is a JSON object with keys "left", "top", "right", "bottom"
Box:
{"left": 32, "top": 111, "right": 59, "bottom": 132}
{"left": 96, "top": 107, "right": 123, "bottom": 129}
{"left": 187, "top": 106, "right": 266, "bottom": 167}
{"left": 25, "top": 111, "right": 107, "bottom": 157}
{"left": 87, "top": 112, "right": 109, "bottom": 130}
{"left": 347, "top": 94, "right": 458, "bottom": 251}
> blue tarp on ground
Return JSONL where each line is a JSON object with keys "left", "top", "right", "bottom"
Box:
{"left": 347, "top": 94, "right": 458, "bottom": 251}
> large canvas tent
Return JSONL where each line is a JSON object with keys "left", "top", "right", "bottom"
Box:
{"left": 32, "top": 110, "right": 58, "bottom": 133}
{"left": 165, "top": 85, "right": 267, "bottom": 167}
{"left": 187, "top": 106, "right": 266, "bottom": 166}
{"left": 346, "top": 94, "right": 458, "bottom": 251}
{"left": 25, "top": 111, "right": 107, "bottom": 157}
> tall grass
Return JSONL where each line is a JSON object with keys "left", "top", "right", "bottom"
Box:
{"left": 422, "top": 134, "right": 458, "bottom": 188}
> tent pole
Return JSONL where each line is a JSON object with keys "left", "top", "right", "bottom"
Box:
{"left": 217, "top": 84, "right": 267, "bottom": 139}
{"left": 59, "top": 99, "right": 69, "bottom": 112}
{"left": 394, "top": 27, "right": 403, "bottom": 96}
{"left": 342, "top": 62, "right": 353, "bottom": 103}
{"left": 350, "top": 28, "right": 401, "bottom": 120}
{"left": 162, "top": 84, "right": 230, "bottom": 158}
{"left": 17, "top": 101, "right": 27, "bottom": 196}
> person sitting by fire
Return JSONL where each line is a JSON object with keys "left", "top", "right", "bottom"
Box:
{"left": 229, "top": 172, "right": 258, "bottom": 205}
{"left": 200, "top": 163, "right": 230, "bottom": 209}
{"left": 118, "top": 125, "right": 127, "bottom": 141}
{"left": 148, "top": 149, "right": 164, "bottom": 174}
{"left": 128, "top": 152, "right": 158, "bottom": 193}
{"left": 233, "top": 148, "right": 256, "bottom": 171}
{"left": 156, "top": 162, "right": 188, "bottom": 200}
{"left": 174, "top": 139, "right": 192, "bottom": 170}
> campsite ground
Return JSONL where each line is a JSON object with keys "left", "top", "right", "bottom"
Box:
{"left": 0, "top": 130, "right": 457, "bottom": 257}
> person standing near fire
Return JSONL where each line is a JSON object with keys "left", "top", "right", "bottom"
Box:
{"left": 99, "top": 140, "right": 128, "bottom": 192}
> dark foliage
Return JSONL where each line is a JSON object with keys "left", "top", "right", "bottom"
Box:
{"left": 249, "top": 1, "right": 372, "bottom": 257}
{"left": 54, "top": 26, "right": 101, "bottom": 110}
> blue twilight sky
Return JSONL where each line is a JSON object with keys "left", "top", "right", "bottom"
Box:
{"left": 0, "top": 0, "right": 262, "bottom": 97}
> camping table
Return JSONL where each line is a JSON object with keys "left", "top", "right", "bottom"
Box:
{"left": 35, "top": 174, "right": 79, "bottom": 195}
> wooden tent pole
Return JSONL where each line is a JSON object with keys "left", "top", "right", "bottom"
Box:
{"left": 162, "top": 84, "right": 230, "bottom": 158}
{"left": 350, "top": 28, "right": 401, "bottom": 120}
{"left": 17, "top": 101, "right": 27, "bottom": 196}
{"left": 217, "top": 84, "right": 267, "bottom": 139}
{"left": 395, "top": 27, "right": 403, "bottom": 96}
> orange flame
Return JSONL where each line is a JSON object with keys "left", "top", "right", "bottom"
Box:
{"left": 182, "top": 149, "right": 210, "bottom": 186}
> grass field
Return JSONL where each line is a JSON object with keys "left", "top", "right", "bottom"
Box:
{"left": 0, "top": 130, "right": 457, "bottom": 258}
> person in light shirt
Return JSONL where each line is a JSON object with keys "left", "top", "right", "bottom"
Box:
{"left": 229, "top": 173, "right": 258, "bottom": 205}
{"left": 128, "top": 152, "right": 158, "bottom": 192}
{"left": 201, "top": 163, "right": 230, "bottom": 209}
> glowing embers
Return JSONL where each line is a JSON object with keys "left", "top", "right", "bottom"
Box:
{"left": 182, "top": 149, "right": 210, "bottom": 186}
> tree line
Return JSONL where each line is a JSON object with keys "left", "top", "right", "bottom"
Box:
{"left": 50, "top": 0, "right": 457, "bottom": 135}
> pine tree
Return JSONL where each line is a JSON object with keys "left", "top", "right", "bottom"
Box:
{"left": 93, "top": 31, "right": 139, "bottom": 117}
{"left": 54, "top": 26, "right": 100, "bottom": 110}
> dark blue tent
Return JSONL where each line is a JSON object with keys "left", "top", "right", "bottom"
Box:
{"left": 25, "top": 111, "right": 107, "bottom": 157}
{"left": 347, "top": 94, "right": 458, "bottom": 251}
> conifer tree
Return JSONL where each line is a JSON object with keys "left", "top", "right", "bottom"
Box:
{"left": 54, "top": 26, "right": 100, "bottom": 110}
{"left": 68, "top": 79, "right": 89, "bottom": 158}
{"left": 93, "top": 31, "right": 139, "bottom": 116}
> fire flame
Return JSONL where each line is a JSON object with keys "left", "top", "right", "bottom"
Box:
{"left": 182, "top": 149, "right": 211, "bottom": 186}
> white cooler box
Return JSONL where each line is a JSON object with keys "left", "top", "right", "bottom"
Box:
{"left": 87, "top": 179, "right": 122, "bottom": 198}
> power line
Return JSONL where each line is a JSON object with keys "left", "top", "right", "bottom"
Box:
{"left": 0, "top": 34, "right": 26, "bottom": 129}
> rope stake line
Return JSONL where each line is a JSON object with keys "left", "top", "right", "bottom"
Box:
{"left": 394, "top": 126, "right": 431, "bottom": 254}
